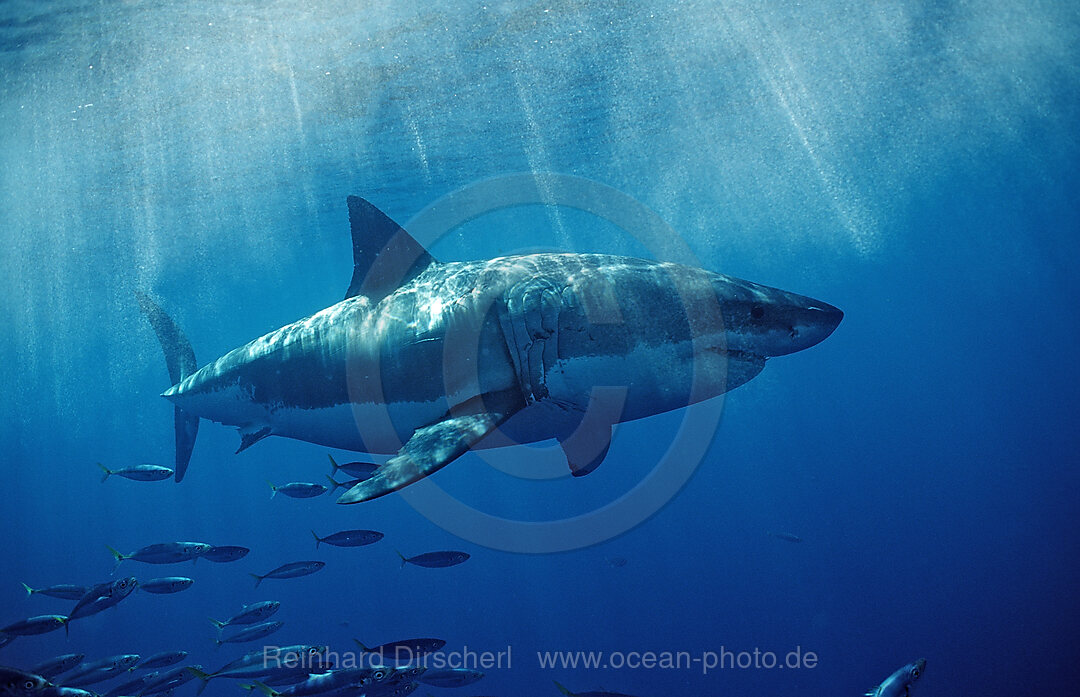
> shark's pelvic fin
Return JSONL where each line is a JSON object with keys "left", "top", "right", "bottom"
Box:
{"left": 337, "top": 393, "right": 521, "bottom": 504}
{"left": 344, "top": 196, "right": 438, "bottom": 302}
{"left": 236, "top": 424, "right": 272, "bottom": 453}
{"left": 136, "top": 291, "right": 199, "bottom": 482}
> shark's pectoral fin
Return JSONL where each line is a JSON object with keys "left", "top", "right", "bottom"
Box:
{"left": 562, "top": 427, "right": 612, "bottom": 477}
{"left": 557, "top": 386, "right": 626, "bottom": 477}
{"left": 336, "top": 413, "right": 501, "bottom": 504}
{"left": 236, "top": 424, "right": 272, "bottom": 453}
{"left": 338, "top": 396, "right": 519, "bottom": 504}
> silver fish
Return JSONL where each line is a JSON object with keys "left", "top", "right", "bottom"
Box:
{"left": 268, "top": 481, "right": 327, "bottom": 499}
{"left": 96, "top": 462, "right": 173, "bottom": 482}
{"left": 418, "top": 668, "right": 484, "bottom": 687}
{"left": 137, "top": 651, "right": 189, "bottom": 670}
{"left": 209, "top": 601, "right": 281, "bottom": 632}
{"left": 20, "top": 584, "right": 88, "bottom": 601}
{"left": 0, "top": 615, "right": 68, "bottom": 637}
{"left": 138, "top": 577, "right": 194, "bottom": 594}
{"left": 29, "top": 654, "right": 84, "bottom": 679}
{"left": 311, "top": 529, "right": 383, "bottom": 549}
{"left": 61, "top": 655, "right": 140, "bottom": 687}
{"left": 865, "top": 658, "right": 926, "bottom": 697}
{"left": 327, "top": 454, "right": 379, "bottom": 480}
{"left": 250, "top": 561, "right": 325, "bottom": 587}
{"left": 397, "top": 551, "right": 470, "bottom": 568}
{"left": 68, "top": 577, "right": 136, "bottom": 621}
{"left": 353, "top": 638, "right": 446, "bottom": 663}
{"left": 767, "top": 530, "right": 804, "bottom": 543}
{"left": 108, "top": 541, "right": 211, "bottom": 567}
{"left": 215, "top": 620, "right": 284, "bottom": 647}
{"left": 0, "top": 667, "right": 94, "bottom": 697}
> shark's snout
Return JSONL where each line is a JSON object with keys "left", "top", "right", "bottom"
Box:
{"left": 713, "top": 274, "right": 843, "bottom": 358}
{"left": 760, "top": 295, "right": 843, "bottom": 356}
{"left": 795, "top": 301, "right": 843, "bottom": 351}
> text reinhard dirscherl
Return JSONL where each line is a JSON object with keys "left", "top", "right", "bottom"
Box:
{"left": 262, "top": 645, "right": 512, "bottom": 671}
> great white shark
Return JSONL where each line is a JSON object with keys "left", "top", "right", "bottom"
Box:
{"left": 139, "top": 196, "right": 842, "bottom": 503}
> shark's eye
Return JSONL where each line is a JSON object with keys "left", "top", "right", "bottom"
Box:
{"left": 750, "top": 304, "right": 764, "bottom": 320}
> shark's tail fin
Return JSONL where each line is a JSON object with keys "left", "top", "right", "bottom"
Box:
{"left": 136, "top": 291, "right": 199, "bottom": 483}
{"left": 96, "top": 463, "right": 113, "bottom": 483}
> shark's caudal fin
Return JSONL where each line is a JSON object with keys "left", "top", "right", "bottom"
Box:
{"left": 343, "top": 196, "right": 438, "bottom": 302}
{"left": 136, "top": 291, "right": 199, "bottom": 483}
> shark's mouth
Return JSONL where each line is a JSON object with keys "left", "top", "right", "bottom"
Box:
{"left": 703, "top": 348, "right": 767, "bottom": 393}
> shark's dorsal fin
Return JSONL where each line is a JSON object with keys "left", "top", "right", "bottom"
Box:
{"left": 345, "top": 196, "right": 437, "bottom": 301}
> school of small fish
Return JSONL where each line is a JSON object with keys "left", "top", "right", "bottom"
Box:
{"left": 0, "top": 454, "right": 485, "bottom": 697}
{"left": 0, "top": 455, "right": 866, "bottom": 696}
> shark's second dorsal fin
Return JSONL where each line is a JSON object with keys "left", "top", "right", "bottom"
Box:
{"left": 345, "top": 196, "right": 437, "bottom": 301}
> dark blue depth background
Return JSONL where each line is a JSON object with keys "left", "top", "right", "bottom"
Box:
{"left": 1, "top": 2, "right": 1078, "bottom": 696}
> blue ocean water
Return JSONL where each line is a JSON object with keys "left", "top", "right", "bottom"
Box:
{"left": 1, "top": 1, "right": 1078, "bottom": 696}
